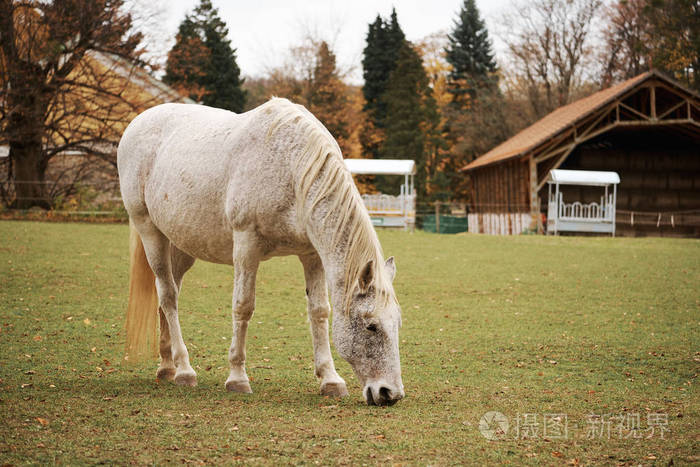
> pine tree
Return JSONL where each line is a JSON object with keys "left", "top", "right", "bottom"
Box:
{"left": 445, "top": 0, "right": 497, "bottom": 108}
{"left": 164, "top": 0, "right": 245, "bottom": 112}
{"left": 309, "top": 42, "right": 351, "bottom": 156}
{"left": 361, "top": 9, "right": 406, "bottom": 159}
{"left": 381, "top": 43, "right": 442, "bottom": 199}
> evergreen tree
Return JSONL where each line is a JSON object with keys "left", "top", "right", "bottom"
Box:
{"left": 164, "top": 0, "right": 245, "bottom": 112}
{"left": 381, "top": 43, "right": 442, "bottom": 199}
{"left": 361, "top": 9, "right": 406, "bottom": 159}
{"left": 445, "top": 0, "right": 497, "bottom": 108}
{"left": 309, "top": 42, "right": 352, "bottom": 156}
{"left": 362, "top": 9, "right": 406, "bottom": 127}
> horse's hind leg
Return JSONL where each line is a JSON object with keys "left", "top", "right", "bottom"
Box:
{"left": 156, "top": 245, "right": 195, "bottom": 381}
{"left": 299, "top": 253, "right": 348, "bottom": 397}
{"left": 134, "top": 218, "right": 197, "bottom": 386}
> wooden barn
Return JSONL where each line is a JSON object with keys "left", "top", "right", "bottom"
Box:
{"left": 462, "top": 71, "right": 700, "bottom": 237}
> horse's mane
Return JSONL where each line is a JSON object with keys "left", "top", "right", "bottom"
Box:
{"left": 264, "top": 97, "right": 395, "bottom": 313}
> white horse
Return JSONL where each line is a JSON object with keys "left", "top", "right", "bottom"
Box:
{"left": 117, "top": 98, "right": 404, "bottom": 406}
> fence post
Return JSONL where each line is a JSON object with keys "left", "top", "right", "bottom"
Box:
{"left": 435, "top": 202, "right": 440, "bottom": 234}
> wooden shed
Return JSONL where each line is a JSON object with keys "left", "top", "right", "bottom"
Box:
{"left": 461, "top": 71, "right": 700, "bottom": 237}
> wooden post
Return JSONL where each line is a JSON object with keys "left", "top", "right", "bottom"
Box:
{"left": 529, "top": 155, "right": 538, "bottom": 231}
{"left": 435, "top": 202, "right": 441, "bottom": 234}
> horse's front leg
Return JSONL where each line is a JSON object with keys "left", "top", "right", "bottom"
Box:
{"left": 299, "top": 253, "right": 349, "bottom": 397}
{"left": 225, "top": 231, "right": 262, "bottom": 393}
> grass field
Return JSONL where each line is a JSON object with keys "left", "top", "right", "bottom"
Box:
{"left": 0, "top": 221, "right": 698, "bottom": 465}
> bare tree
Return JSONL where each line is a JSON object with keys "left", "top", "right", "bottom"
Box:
{"left": 0, "top": 0, "right": 148, "bottom": 209}
{"left": 599, "top": 0, "right": 652, "bottom": 87}
{"left": 500, "top": 0, "right": 603, "bottom": 118}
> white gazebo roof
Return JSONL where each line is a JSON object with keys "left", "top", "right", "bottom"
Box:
{"left": 344, "top": 159, "right": 416, "bottom": 176}
{"left": 548, "top": 169, "right": 620, "bottom": 186}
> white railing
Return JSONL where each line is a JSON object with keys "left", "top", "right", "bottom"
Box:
{"left": 361, "top": 193, "right": 415, "bottom": 217}
{"left": 558, "top": 193, "right": 614, "bottom": 221}
{"left": 361, "top": 189, "right": 416, "bottom": 230}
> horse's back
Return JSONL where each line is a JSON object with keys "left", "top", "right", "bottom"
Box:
{"left": 117, "top": 101, "right": 309, "bottom": 264}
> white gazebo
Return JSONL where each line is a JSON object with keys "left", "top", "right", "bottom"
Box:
{"left": 344, "top": 159, "right": 416, "bottom": 229}
{"left": 546, "top": 169, "right": 620, "bottom": 236}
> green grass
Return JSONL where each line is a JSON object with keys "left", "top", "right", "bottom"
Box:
{"left": 0, "top": 221, "right": 698, "bottom": 465}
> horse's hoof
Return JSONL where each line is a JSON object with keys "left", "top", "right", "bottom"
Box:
{"left": 320, "top": 381, "right": 349, "bottom": 397}
{"left": 174, "top": 371, "right": 197, "bottom": 387}
{"left": 156, "top": 367, "right": 176, "bottom": 381}
{"left": 225, "top": 380, "right": 252, "bottom": 393}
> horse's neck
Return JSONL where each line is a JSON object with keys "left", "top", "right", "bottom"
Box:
{"left": 308, "top": 215, "right": 352, "bottom": 311}
{"left": 306, "top": 193, "right": 379, "bottom": 314}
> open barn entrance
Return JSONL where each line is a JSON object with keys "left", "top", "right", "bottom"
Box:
{"left": 540, "top": 128, "right": 700, "bottom": 237}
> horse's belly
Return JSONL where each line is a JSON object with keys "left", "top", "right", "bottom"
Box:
{"left": 145, "top": 178, "right": 234, "bottom": 265}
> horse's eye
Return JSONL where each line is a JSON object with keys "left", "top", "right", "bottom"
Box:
{"left": 366, "top": 323, "right": 377, "bottom": 332}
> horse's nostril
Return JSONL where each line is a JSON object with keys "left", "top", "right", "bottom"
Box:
{"left": 379, "top": 386, "right": 391, "bottom": 402}
{"left": 365, "top": 386, "right": 376, "bottom": 406}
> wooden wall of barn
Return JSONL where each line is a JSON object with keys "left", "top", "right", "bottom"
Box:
{"left": 469, "top": 158, "right": 531, "bottom": 234}
{"left": 470, "top": 158, "right": 530, "bottom": 213}
{"left": 545, "top": 128, "right": 700, "bottom": 237}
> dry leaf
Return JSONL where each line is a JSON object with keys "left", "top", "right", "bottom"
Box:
{"left": 36, "top": 417, "right": 49, "bottom": 426}
{"left": 551, "top": 451, "right": 563, "bottom": 458}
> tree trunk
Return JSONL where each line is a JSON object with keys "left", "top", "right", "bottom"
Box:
{"left": 11, "top": 140, "right": 50, "bottom": 210}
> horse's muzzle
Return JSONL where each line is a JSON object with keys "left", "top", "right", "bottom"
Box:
{"left": 364, "top": 383, "right": 404, "bottom": 406}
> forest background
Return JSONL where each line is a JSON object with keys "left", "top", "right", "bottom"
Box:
{"left": 1, "top": 0, "right": 698, "bottom": 208}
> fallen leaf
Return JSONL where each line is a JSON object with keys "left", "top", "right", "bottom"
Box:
{"left": 36, "top": 417, "right": 49, "bottom": 426}
{"left": 551, "top": 451, "right": 563, "bottom": 458}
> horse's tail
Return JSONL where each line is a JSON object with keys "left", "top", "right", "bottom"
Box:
{"left": 124, "top": 220, "right": 159, "bottom": 362}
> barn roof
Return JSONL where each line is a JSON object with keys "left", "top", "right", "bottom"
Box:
{"left": 462, "top": 71, "right": 698, "bottom": 171}
{"left": 90, "top": 51, "right": 196, "bottom": 105}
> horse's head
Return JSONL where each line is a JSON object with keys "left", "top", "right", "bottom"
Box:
{"left": 332, "top": 257, "right": 404, "bottom": 406}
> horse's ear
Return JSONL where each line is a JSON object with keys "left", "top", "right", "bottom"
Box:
{"left": 358, "top": 260, "right": 374, "bottom": 293}
{"left": 384, "top": 256, "right": 396, "bottom": 282}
